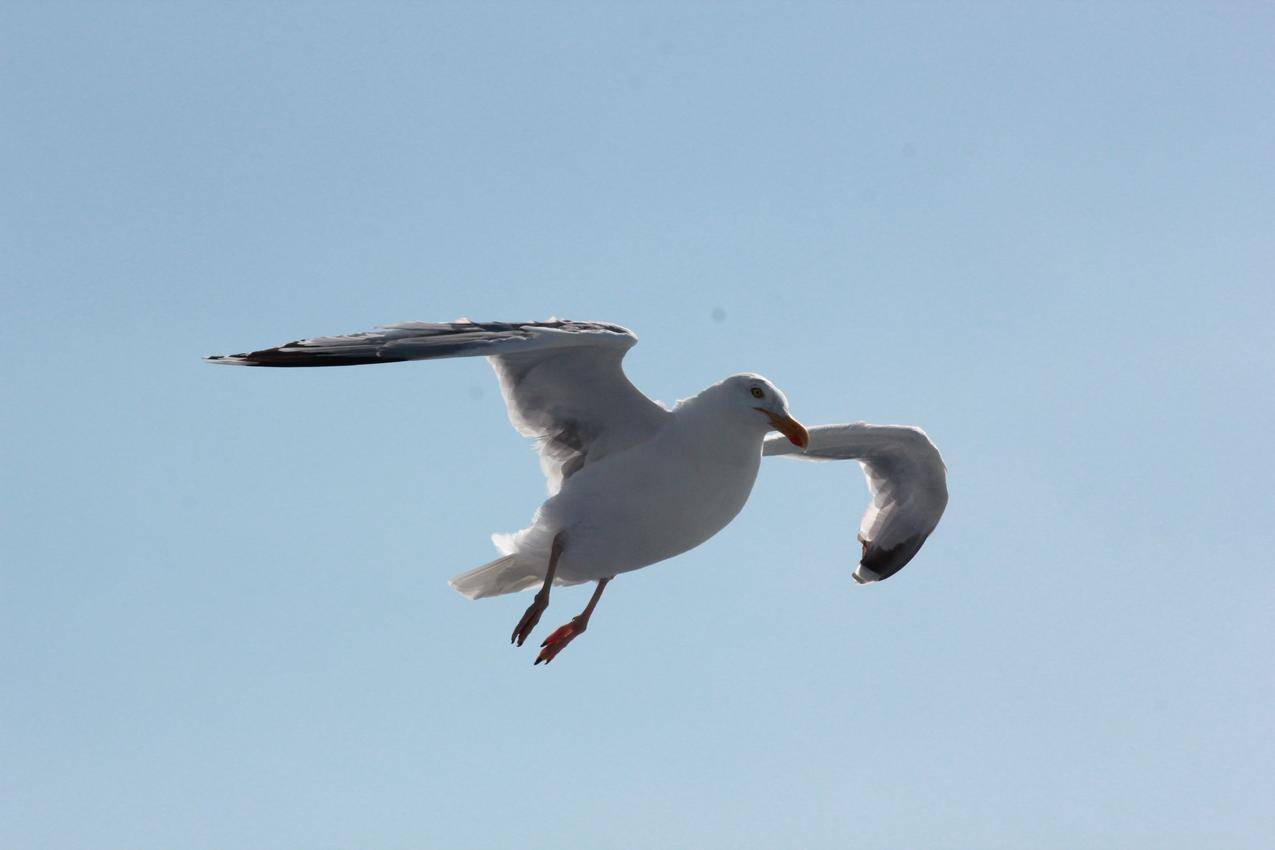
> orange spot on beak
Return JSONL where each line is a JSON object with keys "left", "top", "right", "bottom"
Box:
{"left": 758, "top": 409, "right": 810, "bottom": 449}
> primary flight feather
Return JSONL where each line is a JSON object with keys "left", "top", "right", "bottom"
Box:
{"left": 207, "top": 318, "right": 948, "bottom": 663}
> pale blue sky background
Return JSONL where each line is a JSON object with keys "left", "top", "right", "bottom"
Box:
{"left": 3, "top": 3, "right": 1273, "bottom": 848}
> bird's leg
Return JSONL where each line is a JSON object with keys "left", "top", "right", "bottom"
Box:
{"left": 511, "top": 532, "right": 565, "bottom": 647}
{"left": 535, "top": 576, "right": 611, "bottom": 665}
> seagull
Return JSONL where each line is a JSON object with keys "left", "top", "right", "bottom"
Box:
{"left": 207, "top": 319, "right": 948, "bottom": 664}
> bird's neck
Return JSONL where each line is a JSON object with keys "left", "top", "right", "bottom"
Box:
{"left": 673, "top": 391, "right": 768, "bottom": 450}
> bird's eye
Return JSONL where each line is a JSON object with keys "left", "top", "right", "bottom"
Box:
{"left": 750, "top": 387, "right": 765, "bottom": 399}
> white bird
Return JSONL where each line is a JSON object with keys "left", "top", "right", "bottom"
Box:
{"left": 207, "top": 319, "right": 948, "bottom": 664}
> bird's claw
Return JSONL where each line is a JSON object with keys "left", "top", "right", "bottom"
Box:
{"left": 534, "top": 617, "right": 585, "bottom": 665}
{"left": 511, "top": 596, "right": 548, "bottom": 647}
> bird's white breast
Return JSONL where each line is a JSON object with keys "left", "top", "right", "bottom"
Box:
{"left": 541, "top": 412, "right": 763, "bottom": 583}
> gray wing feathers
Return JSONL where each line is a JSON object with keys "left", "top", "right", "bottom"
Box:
{"left": 207, "top": 319, "right": 669, "bottom": 494}
{"left": 204, "top": 319, "right": 638, "bottom": 367}
{"left": 764, "top": 422, "right": 948, "bottom": 583}
{"left": 489, "top": 346, "right": 669, "bottom": 493}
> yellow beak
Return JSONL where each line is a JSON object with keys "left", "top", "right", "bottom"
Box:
{"left": 758, "top": 409, "right": 810, "bottom": 449}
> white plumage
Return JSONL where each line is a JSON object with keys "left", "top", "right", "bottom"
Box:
{"left": 208, "top": 318, "right": 948, "bottom": 662}
{"left": 764, "top": 423, "right": 948, "bottom": 584}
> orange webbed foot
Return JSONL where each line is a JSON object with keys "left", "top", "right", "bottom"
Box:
{"left": 534, "top": 617, "right": 585, "bottom": 665}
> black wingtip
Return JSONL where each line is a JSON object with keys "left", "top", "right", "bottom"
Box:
{"left": 202, "top": 348, "right": 410, "bottom": 367}
{"left": 856, "top": 533, "right": 929, "bottom": 583}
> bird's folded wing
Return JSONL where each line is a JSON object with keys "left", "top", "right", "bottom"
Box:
{"left": 207, "top": 319, "right": 670, "bottom": 493}
{"left": 764, "top": 423, "right": 948, "bottom": 584}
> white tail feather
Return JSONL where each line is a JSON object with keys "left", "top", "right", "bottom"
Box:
{"left": 448, "top": 554, "right": 542, "bottom": 600}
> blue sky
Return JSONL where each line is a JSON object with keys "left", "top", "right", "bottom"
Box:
{"left": 3, "top": 3, "right": 1273, "bottom": 848}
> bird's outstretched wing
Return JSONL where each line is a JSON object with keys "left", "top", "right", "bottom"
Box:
{"left": 763, "top": 423, "right": 948, "bottom": 584}
{"left": 207, "top": 319, "right": 670, "bottom": 494}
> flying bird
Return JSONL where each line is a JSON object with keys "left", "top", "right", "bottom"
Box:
{"left": 207, "top": 319, "right": 948, "bottom": 664}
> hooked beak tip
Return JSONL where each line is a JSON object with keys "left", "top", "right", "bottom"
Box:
{"left": 761, "top": 409, "right": 809, "bottom": 449}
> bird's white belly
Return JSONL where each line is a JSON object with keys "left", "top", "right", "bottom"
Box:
{"left": 542, "top": 428, "right": 762, "bottom": 582}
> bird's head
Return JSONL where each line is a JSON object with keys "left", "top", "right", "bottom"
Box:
{"left": 721, "top": 373, "right": 809, "bottom": 448}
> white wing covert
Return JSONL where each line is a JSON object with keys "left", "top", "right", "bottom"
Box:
{"left": 764, "top": 423, "right": 948, "bottom": 584}
{"left": 207, "top": 319, "right": 670, "bottom": 494}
